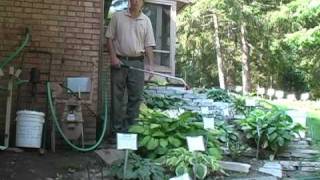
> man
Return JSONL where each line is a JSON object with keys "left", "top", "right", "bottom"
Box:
{"left": 106, "top": 0, "right": 155, "bottom": 140}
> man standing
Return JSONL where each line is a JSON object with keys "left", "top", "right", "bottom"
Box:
{"left": 106, "top": 0, "right": 155, "bottom": 140}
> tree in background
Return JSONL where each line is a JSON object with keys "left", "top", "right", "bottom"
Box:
{"left": 177, "top": 0, "right": 320, "bottom": 98}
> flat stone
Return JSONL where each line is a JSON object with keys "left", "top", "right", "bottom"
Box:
{"left": 95, "top": 148, "right": 124, "bottom": 165}
{"left": 301, "top": 162, "right": 320, "bottom": 167}
{"left": 219, "top": 161, "right": 251, "bottom": 173}
{"left": 258, "top": 167, "right": 282, "bottom": 178}
{"left": 284, "top": 149, "right": 319, "bottom": 155}
{"left": 229, "top": 176, "right": 277, "bottom": 180}
{"left": 263, "top": 162, "right": 282, "bottom": 169}
{"left": 301, "top": 167, "right": 320, "bottom": 172}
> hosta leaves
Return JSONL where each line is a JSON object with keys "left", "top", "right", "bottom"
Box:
{"left": 194, "top": 163, "right": 208, "bottom": 179}
{"left": 129, "top": 125, "right": 145, "bottom": 133}
{"left": 140, "top": 136, "right": 152, "bottom": 146}
{"left": 152, "top": 131, "right": 166, "bottom": 137}
{"left": 175, "top": 165, "right": 188, "bottom": 176}
{"left": 168, "top": 137, "right": 182, "bottom": 147}
{"left": 159, "top": 138, "right": 169, "bottom": 148}
{"left": 146, "top": 138, "right": 159, "bottom": 150}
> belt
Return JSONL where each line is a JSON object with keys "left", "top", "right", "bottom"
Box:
{"left": 116, "top": 55, "right": 144, "bottom": 61}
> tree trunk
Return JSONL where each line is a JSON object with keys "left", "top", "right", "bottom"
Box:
{"left": 213, "top": 13, "right": 226, "bottom": 90}
{"left": 240, "top": 22, "right": 252, "bottom": 94}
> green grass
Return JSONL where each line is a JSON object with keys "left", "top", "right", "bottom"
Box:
{"left": 307, "top": 112, "right": 320, "bottom": 142}
{"left": 263, "top": 99, "right": 320, "bottom": 143}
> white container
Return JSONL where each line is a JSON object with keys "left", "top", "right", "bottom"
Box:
{"left": 16, "top": 110, "right": 45, "bottom": 148}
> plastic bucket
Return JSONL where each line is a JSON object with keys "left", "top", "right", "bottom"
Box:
{"left": 15, "top": 110, "right": 45, "bottom": 148}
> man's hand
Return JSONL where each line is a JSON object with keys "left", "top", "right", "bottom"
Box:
{"left": 111, "top": 56, "right": 121, "bottom": 68}
{"left": 145, "top": 64, "right": 154, "bottom": 81}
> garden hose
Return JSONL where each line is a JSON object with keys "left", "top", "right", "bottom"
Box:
{"left": 46, "top": 82, "right": 108, "bottom": 152}
{"left": 0, "top": 27, "right": 31, "bottom": 69}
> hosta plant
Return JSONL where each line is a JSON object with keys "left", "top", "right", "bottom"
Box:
{"left": 108, "top": 152, "right": 167, "bottom": 180}
{"left": 143, "top": 92, "right": 186, "bottom": 110}
{"left": 129, "top": 106, "right": 221, "bottom": 158}
{"left": 159, "top": 147, "right": 221, "bottom": 179}
{"left": 238, "top": 107, "right": 305, "bottom": 158}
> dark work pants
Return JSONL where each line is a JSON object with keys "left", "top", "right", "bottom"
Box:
{"left": 111, "top": 59, "right": 144, "bottom": 135}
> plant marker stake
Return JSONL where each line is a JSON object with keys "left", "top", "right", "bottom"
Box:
{"left": 123, "top": 149, "right": 129, "bottom": 179}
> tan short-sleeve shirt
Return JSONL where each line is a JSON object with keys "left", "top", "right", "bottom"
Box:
{"left": 106, "top": 10, "right": 156, "bottom": 57}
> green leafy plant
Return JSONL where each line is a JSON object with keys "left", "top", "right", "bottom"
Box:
{"left": 238, "top": 107, "right": 305, "bottom": 158}
{"left": 143, "top": 93, "right": 186, "bottom": 110}
{"left": 216, "top": 122, "right": 247, "bottom": 159}
{"left": 160, "top": 147, "right": 220, "bottom": 179}
{"left": 108, "top": 152, "right": 167, "bottom": 180}
{"left": 207, "top": 88, "right": 232, "bottom": 102}
{"left": 129, "top": 106, "right": 221, "bottom": 158}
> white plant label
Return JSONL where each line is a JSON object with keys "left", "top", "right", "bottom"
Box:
{"left": 169, "top": 173, "right": 191, "bottom": 180}
{"left": 117, "top": 133, "right": 137, "bottom": 150}
{"left": 201, "top": 107, "right": 209, "bottom": 114}
{"left": 223, "top": 108, "right": 230, "bottom": 116}
{"left": 245, "top": 99, "right": 257, "bottom": 107}
{"left": 187, "top": 136, "right": 205, "bottom": 152}
{"left": 203, "top": 117, "right": 214, "bottom": 129}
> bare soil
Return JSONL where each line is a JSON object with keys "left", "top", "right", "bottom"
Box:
{"left": 0, "top": 149, "right": 102, "bottom": 180}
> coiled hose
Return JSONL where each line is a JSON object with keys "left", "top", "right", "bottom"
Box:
{"left": 46, "top": 82, "right": 108, "bottom": 151}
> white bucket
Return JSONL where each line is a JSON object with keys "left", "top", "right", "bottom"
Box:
{"left": 15, "top": 110, "right": 45, "bottom": 148}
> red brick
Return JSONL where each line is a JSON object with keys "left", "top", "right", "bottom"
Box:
{"left": 84, "top": 28, "right": 100, "bottom": 34}
{"left": 66, "top": 27, "right": 82, "bottom": 33}
{"left": 76, "top": 33, "right": 92, "bottom": 39}
{"left": 68, "top": 6, "right": 84, "bottom": 12}
{"left": 42, "top": 9, "right": 59, "bottom": 15}
{"left": 41, "top": 20, "right": 58, "bottom": 26}
{"left": 59, "top": 11, "right": 66, "bottom": 16}
{"left": 11, "top": 7, "right": 23, "bottom": 12}
{"left": 43, "top": 0, "right": 61, "bottom": 4}
{"left": 83, "top": 51, "right": 98, "bottom": 56}
{"left": 85, "top": 7, "right": 101, "bottom": 13}
{"left": 59, "top": 5, "right": 67, "bottom": 10}
{"left": 94, "top": 2, "right": 101, "bottom": 8}
{"left": 67, "top": 16, "right": 83, "bottom": 22}
{"left": 66, "top": 38, "right": 82, "bottom": 44}
{"left": 76, "top": 23, "right": 92, "bottom": 28}
{"left": 59, "top": 21, "right": 76, "bottom": 27}
{"left": 91, "top": 45, "right": 99, "bottom": 50}
{"left": 33, "top": 3, "right": 44, "bottom": 9}
{"left": 92, "top": 35, "right": 100, "bottom": 39}
{"left": 40, "top": 42, "right": 58, "bottom": 48}
{"left": 21, "top": 2, "right": 33, "bottom": 7}
{"left": 92, "top": 23, "right": 101, "bottom": 29}
{"left": 84, "top": 17, "right": 100, "bottom": 23}
{"left": 83, "top": 39, "right": 99, "bottom": 45}
{"left": 84, "top": 2, "right": 93, "bottom": 7}
{"left": 84, "top": 12, "right": 92, "bottom": 17}
{"left": 67, "top": 11, "right": 76, "bottom": 16}
{"left": 50, "top": 5, "right": 60, "bottom": 10}
{"left": 76, "top": 12, "right": 85, "bottom": 17}
{"left": 32, "top": 14, "right": 46, "bottom": 19}
{"left": 40, "top": 31, "right": 59, "bottom": 37}
{"left": 49, "top": 37, "right": 64, "bottom": 43}
{"left": 64, "top": 32, "right": 76, "bottom": 38}
{"left": 48, "top": 26, "right": 59, "bottom": 31}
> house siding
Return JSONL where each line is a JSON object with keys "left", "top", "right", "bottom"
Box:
{"left": 0, "top": 0, "right": 106, "bottom": 146}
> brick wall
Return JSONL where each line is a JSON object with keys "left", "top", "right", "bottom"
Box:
{"left": 0, "top": 0, "right": 105, "bottom": 146}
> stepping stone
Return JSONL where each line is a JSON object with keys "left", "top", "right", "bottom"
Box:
{"left": 95, "top": 148, "right": 124, "bottom": 165}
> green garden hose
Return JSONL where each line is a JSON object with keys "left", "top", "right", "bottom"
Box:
{"left": 46, "top": 82, "right": 108, "bottom": 151}
{"left": 0, "top": 28, "right": 31, "bottom": 69}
